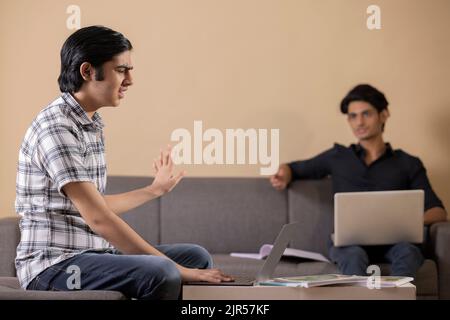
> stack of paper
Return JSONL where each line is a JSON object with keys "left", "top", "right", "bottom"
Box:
{"left": 258, "top": 274, "right": 414, "bottom": 288}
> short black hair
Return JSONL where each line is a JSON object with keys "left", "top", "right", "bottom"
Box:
{"left": 340, "top": 84, "right": 389, "bottom": 114}
{"left": 58, "top": 26, "right": 133, "bottom": 93}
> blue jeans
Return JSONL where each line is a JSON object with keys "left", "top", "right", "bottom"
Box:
{"left": 27, "top": 243, "right": 213, "bottom": 300}
{"left": 329, "top": 241, "right": 424, "bottom": 277}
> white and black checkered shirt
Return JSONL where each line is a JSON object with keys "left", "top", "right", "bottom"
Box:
{"left": 15, "top": 92, "right": 114, "bottom": 289}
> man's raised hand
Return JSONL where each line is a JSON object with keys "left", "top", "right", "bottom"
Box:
{"left": 151, "top": 145, "right": 185, "bottom": 195}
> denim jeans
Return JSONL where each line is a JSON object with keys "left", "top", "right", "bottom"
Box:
{"left": 27, "top": 243, "right": 213, "bottom": 300}
{"left": 328, "top": 241, "right": 424, "bottom": 277}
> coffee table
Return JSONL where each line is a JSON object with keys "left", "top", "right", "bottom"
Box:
{"left": 182, "top": 283, "right": 416, "bottom": 300}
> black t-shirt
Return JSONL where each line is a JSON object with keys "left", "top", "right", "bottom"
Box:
{"left": 288, "top": 143, "right": 444, "bottom": 211}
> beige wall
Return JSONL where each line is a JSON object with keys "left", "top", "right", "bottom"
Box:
{"left": 1, "top": 0, "right": 449, "bottom": 218}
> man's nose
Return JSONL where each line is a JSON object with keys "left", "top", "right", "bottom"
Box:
{"left": 124, "top": 72, "right": 133, "bottom": 86}
{"left": 356, "top": 114, "right": 364, "bottom": 126}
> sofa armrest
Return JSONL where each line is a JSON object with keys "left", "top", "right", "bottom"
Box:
{"left": 429, "top": 221, "right": 450, "bottom": 299}
{"left": 0, "top": 217, "right": 20, "bottom": 277}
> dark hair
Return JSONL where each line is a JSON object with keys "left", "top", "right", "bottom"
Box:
{"left": 340, "top": 84, "right": 389, "bottom": 114}
{"left": 58, "top": 26, "right": 133, "bottom": 92}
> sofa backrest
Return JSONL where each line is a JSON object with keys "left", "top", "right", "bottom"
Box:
{"left": 0, "top": 176, "right": 334, "bottom": 277}
{"left": 288, "top": 179, "right": 334, "bottom": 256}
{"left": 107, "top": 176, "right": 334, "bottom": 256}
{"left": 159, "top": 177, "right": 289, "bottom": 253}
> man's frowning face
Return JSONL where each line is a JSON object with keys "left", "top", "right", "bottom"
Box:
{"left": 90, "top": 50, "right": 133, "bottom": 107}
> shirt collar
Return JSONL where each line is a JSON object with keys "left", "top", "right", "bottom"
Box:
{"left": 353, "top": 142, "right": 394, "bottom": 160}
{"left": 61, "top": 92, "right": 104, "bottom": 130}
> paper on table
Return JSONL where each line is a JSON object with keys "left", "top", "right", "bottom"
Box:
{"left": 259, "top": 274, "right": 414, "bottom": 288}
{"left": 231, "top": 244, "right": 330, "bottom": 263}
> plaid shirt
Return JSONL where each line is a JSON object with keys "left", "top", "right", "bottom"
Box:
{"left": 15, "top": 92, "right": 114, "bottom": 289}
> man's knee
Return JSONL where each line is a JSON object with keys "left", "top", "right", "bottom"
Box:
{"left": 388, "top": 242, "right": 424, "bottom": 277}
{"left": 390, "top": 242, "right": 423, "bottom": 260}
{"left": 329, "top": 245, "right": 369, "bottom": 275}
{"left": 187, "top": 244, "right": 213, "bottom": 269}
{"left": 141, "top": 257, "right": 182, "bottom": 300}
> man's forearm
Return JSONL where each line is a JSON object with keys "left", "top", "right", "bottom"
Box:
{"left": 94, "top": 211, "right": 163, "bottom": 254}
{"left": 95, "top": 212, "right": 187, "bottom": 272}
{"left": 103, "top": 185, "right": 163, "bottom": 215}
{"left": 65, "top": 181, "right": 187, "bottom": 272}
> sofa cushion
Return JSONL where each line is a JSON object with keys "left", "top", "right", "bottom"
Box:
{"left": 380, "top": 259, "right": 438, "bottom": 298}
{"left": 160, "top": 178, "right": 288, "bottom": 253}
{"left": 0, "top": 217, "right": 20, "bottom": 277}
{"left": 0, "top": 277, "right": 125, "bottom": 300}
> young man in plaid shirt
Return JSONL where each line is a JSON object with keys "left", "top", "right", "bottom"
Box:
{"left": 15, "top": 26, "right": 232, "bottom": 299}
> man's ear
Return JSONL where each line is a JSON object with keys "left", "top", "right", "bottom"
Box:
{"left": 80, "top": 62, "right": 93, "bottom": 81}
{"left": 380, "top": 109, "right": 390, "bottom": 122}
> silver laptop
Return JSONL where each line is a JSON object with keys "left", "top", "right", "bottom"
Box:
{"left": 185, "top": 222, "right": 300, "bottom": 286}
{"left": 333, "top": 190, "right": 424, "bottom": 247}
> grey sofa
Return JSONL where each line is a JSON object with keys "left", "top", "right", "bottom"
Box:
{"left": 1, "top": 176, "right": 449, "bottom": 299}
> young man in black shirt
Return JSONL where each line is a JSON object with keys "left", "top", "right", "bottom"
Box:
{"left": 270, "top": 84, "right": 447, "bottom": 277}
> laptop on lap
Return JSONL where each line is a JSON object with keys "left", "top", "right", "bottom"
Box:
{"left": 333, "top": 190, "right": 424, "bottom": 247}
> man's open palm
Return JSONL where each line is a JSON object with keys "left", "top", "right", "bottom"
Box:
{"left": 152, "top": 145, "right": 185, "bottom": 194}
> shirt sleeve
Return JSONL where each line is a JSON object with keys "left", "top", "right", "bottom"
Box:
{"left": 288, "top": 146, "right": 335, "bottom": 180}
{"left": 408, "top": 157, "right": 445, "bottom": 211}
{"left": 33, "top": 124, "right": 93, "bottom": 197}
